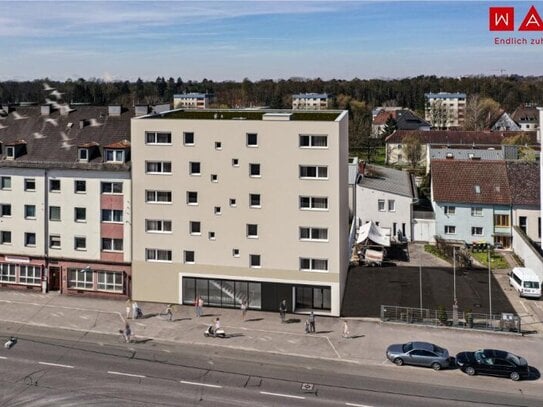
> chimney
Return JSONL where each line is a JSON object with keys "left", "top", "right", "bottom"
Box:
{"left": 41, "top": 105, "right": 51, "bottom": 116}
{"left": 108, "top": 105, "right": 121, "bottom": 116}
{"left": 79, "top": 119, "right": 87, "bottom": 129}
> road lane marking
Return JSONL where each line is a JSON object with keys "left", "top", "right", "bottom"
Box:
{"left": 0, "top": 356, "right": 7, "bottom": 360}
{"left": 38, "top": 362, "right": 74, "bottom": 369}
{"left": 346, "top": 403, "right": 374, "bottom": 407}
{"left": 180, "top": 380, "right": 222, "bottom": 388}
{"left": 260, "top": 391, "right": 305, "bottom": 400}
{"left": 108, "top": 371, "right": 146, "bottom": 378}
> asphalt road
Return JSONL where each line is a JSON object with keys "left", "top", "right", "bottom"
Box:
{"left": 1, "top": 325, "right": 541, "bottom": 407}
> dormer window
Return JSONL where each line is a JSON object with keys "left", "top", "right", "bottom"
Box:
{"left": 78, "top": 148, "right": 89, "bottom": 162}
{"left": 105, "top": 149, "right": 125, "bottom": 163}
{"left": 6, "top": 146, "right": 15, "bottom": 159}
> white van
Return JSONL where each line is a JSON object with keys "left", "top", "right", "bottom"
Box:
{"left": 509, "top": 267, "right": 541, "bottom": 299}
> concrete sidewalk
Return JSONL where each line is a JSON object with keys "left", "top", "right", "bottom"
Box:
{"left": 0, "top": 289, "right": 542, "bottom": 369}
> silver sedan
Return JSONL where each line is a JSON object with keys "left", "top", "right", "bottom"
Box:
{"left": 386, "top": 341, "right": 450, "bottom": 370}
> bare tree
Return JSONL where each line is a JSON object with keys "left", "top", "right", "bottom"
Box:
{"left": 426, "top": 99, "right": 449, "bottom": 129}
{"left": 403, "top": 133, "right": 423, "bottom": 168}
{"left": 464, "top": 94, "right": 501, "bottom": 130}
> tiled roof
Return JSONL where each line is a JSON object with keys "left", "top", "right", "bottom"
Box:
{"left": 104, "top": 139, "right": 130, "bottom": 149}
{"left": 385, "top": 130, "right": 538, "bottom": 145}
{"left": 511, "top": 106, "right": 538, "bottom": 123}
{"left": 505, "top": 161, "right": 540, "bottom": 206}
{"left": 372, "top": 110, "right": 394, "bottom": 125}
{"left": 359, "top": 165, "right": 415, "bottom": 198}
{"left": 431, "top": 160, "right": 511, "bottom": 205}
{"left": 0, "top": 105, "right": 133, "bottom": 170}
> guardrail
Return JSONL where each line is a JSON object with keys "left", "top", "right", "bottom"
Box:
{"left": 380, "top": 305, "right": 521, "bottom": 334}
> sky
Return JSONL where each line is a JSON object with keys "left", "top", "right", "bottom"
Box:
{"left": 0, "top": 0, "right": 542, "bottom": 81}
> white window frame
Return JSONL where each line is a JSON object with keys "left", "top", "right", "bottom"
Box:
{"left": 68, "top": 268, "right": 93, "bottom": 290}
{"left": 246, "top": 133, "right": 258, "bottom": 147}
{"left": 247, "top": 224, "right": 258, "bottom": 239}
{"left": 74, "top": 180, "right": 86, "bottom": 193}
{"left": 471, "top": 227, "right": 484, "bottom": 236}
{"left": 299, "top": 258, "right": 329, "bottom": 272}
{"left": 146, "top": 248, "right": 173, "bottom": 262}
{"left": 146, "top": 131, "right": 172, "bottom": 145}
{"left": 97, "top": 271, "right": 123, "bottom": 293}
{"left": 146, "top": 190, "right": 172, "bottom": 204}
{"left": 230, "top": 198, "right": 237, "bottom": 207}
{"left": 232, "top": 158, "right": 239, "bottom": 167}
{"left": 184, "top": 250, "right": 195, "bottom": 264}
{"left": 189, "top": 161, "right": 201, "bottom": 176}
{"left": 299, "top": 196, "right": 328, "bottom": 211}
{"left": 250, "top": 194, "right": 261, "bottom": 208}
{"left": 101, "top": 238, "right": 123, "bottom": 252}
{"left": 75, "top": 207, "right": 87, "bottom": 222}
{"left": 145, "top": 219, "right": 172, "bottom": 233}
{"left": 299, "top": 227, "right": 329, "bottom": 241}
{"left": 444, "top": 206, "right": 456, "bottom": 215}
{"left": 232, "top": 249, "right": 240, "bottom": 257}
{"left": 299, "top": 165, "right": 328, "bottom": 180}
{"left": 190, "top": 221, "right": 201, "bottom": 236}
{"left": 249, "top": 254, "right": 261, "bottom": 268}
{"left": 101, "top": 182, "right": 123, "bottom": 194}
{"left": 104, "top": 149, "right": 125, "bottom": 163}
{"left": 249, "top": 163, "right": 261, "bottom": 177}
{"left": 1, "top": 204, "right": 11, "bottom": 217}
{"left": 1, "top": 176, "right": 11, "bottom": 190}
{"left": 49, "top": 234, "right": 61, "bottom": 249}
{"left": 0, "top": 263, "right": 16, "bottom": 283}
{"left": 24, "top": 232, "right": 36, "bottom": 247}
{"left": 378, "top": 200, "right": 385, "bottom": 212}
{"left": 186, "top": 191, "right": 198, "bottom": 205}
{"left": 101, "top": 209, "right": 123, "bottom": 223}
{"left": 183, "top": 132, "right": 195, "bottom": 146}
{"left": 49, "top": 206, "right": 61, "bottom": 221}
{"left": 24, "top": 204, "right": 36, "bottom": 219}
{"left": 78, "top": 148, "right": 89, "bottom": 162}
{"left": 0, "top": 231, "right": 12, "bottom": 245}
{"left": 74, "top": 236, "right": 87, "bottom": 251}
{"left": 388, "top": 200, "right": 396, "bottom": 212}
{"left": 471, "top": 207, "right": 483, "bottom": 217}
{"left": 19, "top": 265, "right": 41, "bottom": 285}
{"left": 299, "top": 134, "right": 328, "bottom": 148}
{"left": 6, "top": 146, "right": 15, "bottom": 158}
{"left": 146, "top": 161, "right": 172, "bottom": 174}
{"left": 50, "top": 179, "right": 61, "bottom": 192}
{"left": 24, "top": 178, "right": 36, "bottom": 191}
{"left": 444, "top": 225, "right": 456, "bottom": 235}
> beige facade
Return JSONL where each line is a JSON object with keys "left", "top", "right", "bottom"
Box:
{"left": 173, "top": 93, "right": 210, "bottom": 109}
{"left": 425, "top": 92, "right": 466, "bottom": 129}
{"left": 131, "top": 110, "right": 349, "bottom": 315}
{"left": 292, "top": 94, "right": 330, "bottom": 111}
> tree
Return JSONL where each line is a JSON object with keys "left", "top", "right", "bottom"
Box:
{"left": 381, "top": 115, "right": 397, "bottom": 139}
{"left": 403, "top": 133, "right": 423, "bottom": 168}
{"left": 425, "top": 99, "right": 449, "bottom": 129}
{"left": 502, "top": 133, "right": 533, "bottom": 145}
{"left": 463, "top": 95, "right": 501, "bottom": 130}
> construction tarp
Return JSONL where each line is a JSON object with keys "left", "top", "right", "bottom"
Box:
{"left": 356, "top": 221, "right": 391, "bottom": 247}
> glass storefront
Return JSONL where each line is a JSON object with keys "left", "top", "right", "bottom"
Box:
{"left": 183, "top": 277, "right": 262, "bottom": 309}
{"left": 295, "top": 285, "right": 331, "bottom": 310}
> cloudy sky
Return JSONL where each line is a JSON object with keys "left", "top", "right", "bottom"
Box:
{"left": 0, "top": 0, "right": 541, "bottom": 81}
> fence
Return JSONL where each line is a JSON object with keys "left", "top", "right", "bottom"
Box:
{"left": 380, "top": 305, "right": 521, "bottom": 334}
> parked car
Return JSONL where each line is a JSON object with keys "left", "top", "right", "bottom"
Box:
{"left": 456, "top": 349, "right": 530, "bottom": 381}
{"left": 386, "top": 341, "right": 450, "bottom": 370}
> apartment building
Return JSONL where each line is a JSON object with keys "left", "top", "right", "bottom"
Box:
{"left": 173, "top": 93, "right": 211, "bottom": 110}
{"left": 131, "top": 109, "right": 349, "bottom": 316}
{"left": 292, "top": 93, "right": 331, "bottom": 111}
{"left": 424, "top": 92, "right": 466, "bottom": 129}
{"left": 0, "top": 105, "right": 132, "bottom": 297}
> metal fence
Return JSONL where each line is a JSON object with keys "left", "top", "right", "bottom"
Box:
{"left": 380, "top": 305, "right": 521, "bottom": 334}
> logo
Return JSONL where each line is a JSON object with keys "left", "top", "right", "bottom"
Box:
{"left": 490, "top": 5, "right": 543, "bottom": 31}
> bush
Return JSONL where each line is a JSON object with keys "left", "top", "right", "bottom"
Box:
{"left": 437, "top": 305, "right": 448, "bottom": 325}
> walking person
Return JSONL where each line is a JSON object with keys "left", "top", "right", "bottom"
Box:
{"left": 132, "top": 301, "right": 139, "bottom": 319}
{"left": 308, "top": 311, "right": 316, "bottom": 333}
{"left": 304, "top": 319, "right": 310, "bottom": 334}
{"left": 123, "top": 323, "right": 132, "bottom": 343}
{"left": 198, "top": 296, "right": 204, "bottom": 317}
{"left": 194, "top": 296, "right": 201, "bottom": 318}
{"left": 165, "top": 304, "right": 173, "bottom": 321}
{"left": 125, "top": 299, "right": 132, "bottom": 320}
{"left": 240, "top": 300, "right": 248, "bottom": 321}
{"left": 279, "top": 299, "right": 287, "bottom": 323}
{"left": 342, "top": 320, "right": 350, "bottom": 338}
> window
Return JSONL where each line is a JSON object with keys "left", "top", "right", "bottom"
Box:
{"left": 49, "top": 206, "right": 61, "bottom": 221}
{"left": 145, "top": 220, "right": 172, "bottom": 233}
{"left": 101, "top": 182, "right": 123, "bottom": 194}
{"left": 300, "top": 258, "right": 328, "bottom": 272}
{"left": 74, "top": 236, "right": 87, "bottom": 250}
{"left": 247, "top": 133, "right": 258, "bottom": 147}
{"left": 101, "top": 209, "right": 123, "bottom": 222}
{"left": 146, "top": 161, "right": 172, "bottom": 174}
{"left": 215, "top": 141, "right": 222, "bottom": 150}
{"left": 24, "top": 205, "right": 36, "bottom": 219}
{"left": 471, "top": 227, "right": 483, "bottom": 236}
{"left": 0, "top": 263, "right": 16, "bottom": 283}
{"left": 25, "top": 232, "right": 36, "bottom": 247}
{"left": 471, "top": 207, "right": 483, "bottom": 217}
{"left": 233, "top": 249, "right": 240, "bottom": 257}
{"left": 249, "top": 163, "right": 261, "bottom": 177}
{"left": 232, "top": 158, "right": 239, "bottom": 167}
{"left": 300, "top": 196, "right": 328, "bottom": 210}
{"left": 6, "top": 146, "right": 14, "bottom": 158}
{"left": 146, "top": 190, "right": 172, "bottom": 203}
{"left": 189, "top": 162, "right": 201, "bottom": 175}
{"left": 102, "top": 238, "right": 123, "bottom": 251}
{"left": 24, "top": 178, "right": 36, "bottom": 191}
{"left": 444, "top": 206, "right": 456, "bottom": 215}
{"left": 190, "top": 221, "right": 201, "bottom": 235}
{"left": 378, "top": 200, "right": 385, "bottom": 212}
{"left": 208, "top": 231, "right": 216, "bottom": 240}
{"left": 249, "top": 254, "right": 261, "bottom": 268}
{"left": 211, "top": 174, "right": 218, "bottom": 182}
{"left": 444, "top": 225, "right": 456, "bottom": 235}
{"left": 214, "top": 206, "right": 221, "bottom": 215}
{"left": 186, "top": 191, "right": 198, "bottom": 205}
{"left": 250, "top": 194, "right": 261, "bottom": 208}
{"left": 146, "top": 249, "right": 172, "bottom": 262}
{"left": 299, "top": 227, "right": 328, "bottom": 241}
{"left": 299, "top": 134, "right": 328, "bottom": 148}
{"left": 68, "top": 268, "right": 93, "bottom": 289}
{"left": 49, "top": 235, "right": 61, "bottom": 249}
{"left": 299, "top": 166, "right": 328, "bottom": 179}
{"left": 74, "top": 180, "right": 86, "bottom": 193}
{"left": 146, "top": 131, "right": 172, "bottom": 144}
{"left": 78, "top": 148, "right": 88, "bottom": 161}
{"left": 19, "top": 265, "right": 41, "bottom": 285}
{"left": 1, "top": 231, "right": 11, "bottom": 244}
{"left": 105, "top": 149, "right": 125, "bottom": 163}
{"left": 519, "top": 216, "right": 527, "bottom": 233}
{"left": 474, "top": 185, "right": 481, "bottom": 194}
{"left": 97, "top": 271, "right": 123, "bottom": 292}
{"left": 247, "top": 224, "right": 258, "bottom": 238}
{"left": 50, "top": 179, "right": 61, "bottom": 192}
{"left": 75, "top": 207, "right": 87, "bottom": 222}
{"left": 1, "top": 204, "right": 11, "bottom": 217}
{"left": 183, "top": 132, "right": 194, "bottom": 145}
{"left": 184, "top": 250, "right": 195, "bottom": 264}
{"left": 230, "top": 198, "right": 237, "bottom": 207}
{"left": 495, "top": 214, "right": 510, "bottom": 227}
{"left": 388, "top": 200, "right": 396, "bottom": 212}
{"left": 1, "top": 176, "right": 11, "bottom": 190}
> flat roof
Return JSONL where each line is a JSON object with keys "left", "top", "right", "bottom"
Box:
{"left": 141, "top": 108, "right": 343, "bottom": 121}
{"left": 293, "top": 93, "right": 329, "bottom": 99}
{"left": 425, "top": 92, "right": 466, "bottom": 99}
{"left": 173, "top": 93, "right": 211, "bottom": 98}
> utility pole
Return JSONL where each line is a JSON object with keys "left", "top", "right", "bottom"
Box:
{"left": 453, "top": 246, "right": 456, "bottom": 302}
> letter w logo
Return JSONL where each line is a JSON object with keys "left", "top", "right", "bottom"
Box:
{"left": 489, "top": 7, "right": 515, "bottom": 31}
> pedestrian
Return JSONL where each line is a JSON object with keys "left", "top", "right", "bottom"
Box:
{"left": 125, "top": 298, "right": 132, "bottom": 319}
{"left": 308, "top": 311, "right": 316, "bottom": 333}
{"left": 123, "top": 323, "right": 132, "bottom": 343}
{"left": 342, "top": 320, "right": 350, "bottom": 338}
{"left": 194, "top": 296, "right": 200, "bottom": 318}
{"left": 132, "top": 301, "right": 139, "bottom": 319}
{"left": 198, "top": 296, "right": 204, "bottom": 317}
{"left": 304, "top": 319, "right": 310, "bottom": 334}
{"left": 240, "top": 300, "right": 248, "bottom": 320}
{"left": 165, "top": 304, "right": 173, "bottom": 321}
{"left": 279, "top": 299, "right": 287, "bottom": 323}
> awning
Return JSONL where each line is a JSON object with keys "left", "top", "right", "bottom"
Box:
{"left": 356, "top": 221, "right": 391, "bottom": 247}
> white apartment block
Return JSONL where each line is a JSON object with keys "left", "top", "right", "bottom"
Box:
{"left": 425, "top": 92, "right": 466, "bottom": 129}
{"left": 131, "top": 109, "right": 349, "bottom": 316}
{"left": 292, "top": 93, "right": 331, "bottom": 111}
{"left": 0, "top": 105, "right": 133, "bottom": 297}
{"left": 173, "top": 93, "right": 211, "bottom": 110}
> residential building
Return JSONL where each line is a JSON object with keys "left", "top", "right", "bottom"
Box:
{"left": 371, "top": 109, "right": 430, "bottom": 138}
{"left": 511, "top": 105, "right": 539, "bottom": 131}
{"left": 131, "top": 109, "right": 349, "bottom": 316}
{"left": 356, "top": 165, "right": 417, "bottom": 241}
{"left": 490, "top": 111, "right": 521, "bottom": 131}
{"left": 292, "top": 93, "right": 331, "bottom": 110}
{"left": 0, "top": 105, "right": 133, "bottom": 297}
{"left": 424, "top": 92, "right": 466, "bottom": 129}
{"left": 173, "top": 93, "right": 212, "bottom": 109}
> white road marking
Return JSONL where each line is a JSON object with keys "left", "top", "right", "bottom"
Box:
{"left": 346, "top": 403, "right": 374, "bottom": 407}
{"left": 260, "top": 391, "right": 305, "bottom": 400}
{"left": 38, "top": 362, "right": 74, "bottom": 369}
{"left": 108, "top": 371, "right": 146, "bottom": 378}
{"left": 180, "top": 380, "right": 222, "bottom": 388}
{"left": 0, "top": 356, "right": 7, "bottom": 360}
{"left": 520, "top": 301, "right": 530, "bottom": 313}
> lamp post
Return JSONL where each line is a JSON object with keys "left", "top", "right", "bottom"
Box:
{"left": 488, "top": 246, "right": 493, "bottom": 322}
{"left": 419, "top": 246, "right": 423, "bottom": 312}
{"left": 453, "top": 246, "right": 456, "bottom": 302}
